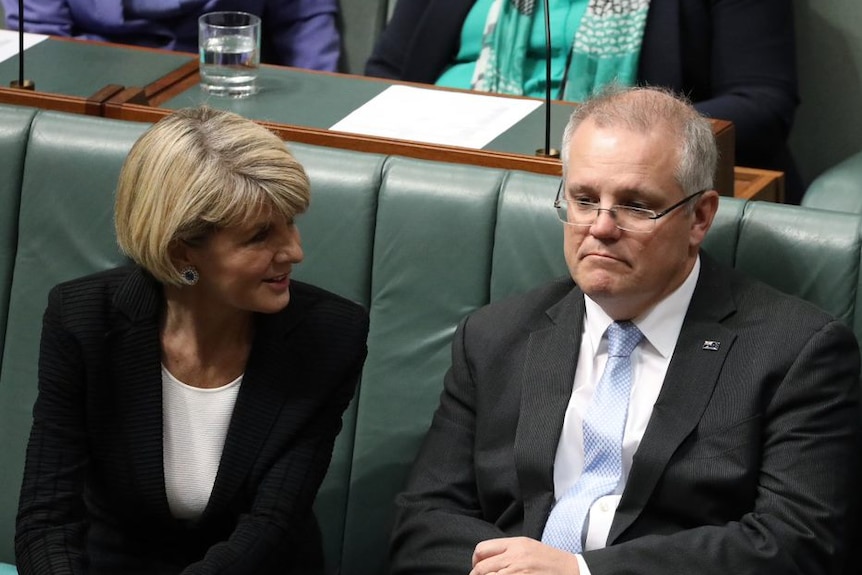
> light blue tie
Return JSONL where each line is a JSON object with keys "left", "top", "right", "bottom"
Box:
{"left": 541, "top": 321, "right": 643, "bottom": 553}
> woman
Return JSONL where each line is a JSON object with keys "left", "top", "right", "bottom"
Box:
{"left": 14, "top": 107, "right": 369, "bottom": 574}
{"left": 366, "top": 0, "right": 802, "bottom": 202}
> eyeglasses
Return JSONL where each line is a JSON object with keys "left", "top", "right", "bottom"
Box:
{"left": 553, "top": 183, "right": 707, "bottom": 233}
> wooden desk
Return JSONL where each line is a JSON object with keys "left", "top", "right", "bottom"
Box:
{"left": 106, "top": 64, "right": 737, "bottom": 197}
{"left": 0, "top": 37, "right": 757, "bottom": 199}
{"left": 0, "top": 37, "right": 197, "bottom": 115}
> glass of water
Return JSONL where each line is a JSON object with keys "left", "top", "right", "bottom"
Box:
{"left": 198, "top": 11, "right": 261, "bottom": 98}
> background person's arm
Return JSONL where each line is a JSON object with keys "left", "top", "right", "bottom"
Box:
{"left": 264, "top": 0, "right": 340, "bottom": 71}
{"left": 364, "top": 0, "right": 473, "bottom": 83}
{"left": 691, "top": 0, "right": 798, "bottom": 169}
{"left": 2, "top": 0, "right": 75, "bottom": 36}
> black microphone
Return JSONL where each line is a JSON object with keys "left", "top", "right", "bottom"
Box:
{"left": 535, "top": 0, "right": 559, "bottom": 158}
{"left": 10, "top": 0, "right": 35, "bottom": 90}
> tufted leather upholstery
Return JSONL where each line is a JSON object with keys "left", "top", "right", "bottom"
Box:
{"left": 0, "top": 105, "right": 36, "bottom": 371}
{"left": 802, "top": 149, "right": 862, "bottom": 214}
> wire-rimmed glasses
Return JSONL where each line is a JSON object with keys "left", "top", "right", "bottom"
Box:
{"left": 553, "top": 182, "right": 707, "bottom": 233}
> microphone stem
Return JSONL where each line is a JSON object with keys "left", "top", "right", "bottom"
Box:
{"left": 543, "top": 0, "right": 552, "bottom": 156}
{"left": 18, "top": 0, "right": 24, "bottom": 86}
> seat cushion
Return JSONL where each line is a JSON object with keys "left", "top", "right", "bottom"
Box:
{"left": 0, "top": 112, "right": 145, "bottom": 561}
{"left": 341, "top": 157, "right": 505, "bottom": 575}
{"left": 801, "top": 150, "right": 862, "bottom": 213}
{"left": 0, "top": 104, "right": 38, "bottom": 372}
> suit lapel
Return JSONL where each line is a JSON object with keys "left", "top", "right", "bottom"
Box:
{"left": 202, "top": 293, "right": 309, "bottom": 517}
{"left": 404, "top": 0, "right": 476, "bottom": 82}
{"left": 516, "top": 287, "right": 585, "bottom": 538}
{"left": 107, "top": 269, "right": 311, "bottom": 522}
{"left": 608, "top": 256, "right": 737, "bottom": 543}
{"left": 108, "top": 268, "right": 173, "bottom": 519}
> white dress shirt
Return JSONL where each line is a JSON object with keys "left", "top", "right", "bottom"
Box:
{"left": 551, "top": 258, "right": 700, "bottom": 572}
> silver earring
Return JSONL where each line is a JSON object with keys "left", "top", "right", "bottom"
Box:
{"left": 180, "top": 266, "right": 199, "bottom": 286}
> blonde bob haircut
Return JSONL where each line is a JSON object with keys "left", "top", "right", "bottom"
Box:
{"left": 115, "top": 106, "right": 310, "bottom": 285}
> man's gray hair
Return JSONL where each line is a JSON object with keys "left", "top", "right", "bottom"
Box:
{"left": 561, "top": 86, "right": 718, "bottom": 197}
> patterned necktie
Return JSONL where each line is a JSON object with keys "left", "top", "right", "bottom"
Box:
{"left": 541, "top": 321, "right": 643, "bottom": 553}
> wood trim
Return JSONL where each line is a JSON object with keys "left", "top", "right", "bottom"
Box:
{"left": 141, "top": 60, "right": 199, "bottom": 105}
{"left": 0, "top": 86, "right": 90, "bottom": 114}
{"left": 103, "top": 102, "right": 566, "bottom": 175}
{"left": 85, "top": 84, "right": 125, "bottom": 116}
{"left": 734, "top": 166, "right": 785, "bottom": 202}
{"left": 711, "top": 120, "right": 735, "bottom": 198}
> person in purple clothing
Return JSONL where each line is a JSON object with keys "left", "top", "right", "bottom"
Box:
{"left": 2, "top": 0, "right": 340, "bottom": 71}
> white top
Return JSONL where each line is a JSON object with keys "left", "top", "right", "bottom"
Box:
{"left": 162, "top": 366, "right": 242, "bottom": 520}
{"left": 553, "top": 258, "right": 700, "bottom": 571}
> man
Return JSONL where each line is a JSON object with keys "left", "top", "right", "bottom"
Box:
{"left": 388, "top": 87, "right": 861, "bottom": 575}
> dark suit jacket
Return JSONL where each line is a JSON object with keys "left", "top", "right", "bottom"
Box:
{"left": 366, "top": 0, "right": 802, "bottom": 202}
{"left": 15, "top": 266, "right": 369, "bottom": 575}
{"left": 389, "top": 255, "right": 861, "bottom": 575}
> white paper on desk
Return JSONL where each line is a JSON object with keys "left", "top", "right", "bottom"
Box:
{"left": 330, "top": 85, "right": 543, "bottom": 149}
{"left": 0, "top": 29, "right": 49, "bottom": 65}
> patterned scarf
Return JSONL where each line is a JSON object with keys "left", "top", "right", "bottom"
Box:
{"left": 471, "top": 0, "right": 650, "bottom": 101}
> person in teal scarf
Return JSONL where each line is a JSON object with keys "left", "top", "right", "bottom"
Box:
{"left": 447, "top": 0, "right": 649, "bottom": 103}
{"left": 366, "top": 0, "right": 802, "bottom": 203}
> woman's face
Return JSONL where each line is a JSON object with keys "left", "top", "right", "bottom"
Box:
{"left": 184, "top": 211, "right": 304, "bottom": 315}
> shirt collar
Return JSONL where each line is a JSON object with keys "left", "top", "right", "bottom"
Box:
{"left": 583, "top": 256, "right": 701, "bottom": 358}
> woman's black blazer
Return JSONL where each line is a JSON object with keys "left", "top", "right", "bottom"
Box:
{"left": 15, "top": 266, "right": 369, "bottom": 574}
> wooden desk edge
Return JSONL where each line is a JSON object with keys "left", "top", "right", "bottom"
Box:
{"left": 104, "top": 102, "right": 566, "bottom": 175}
{"left": 0, "top": 86, "right": 91, "bottom": 114}
{"left": 102, "top": 102, "right": 779, "bottom": 200}
{"left": 1, "top": 38, "right": 739, "bottom": 195}
{"left": 0, "top": 87, "right": 771, "bottom": 202}
{"left": 711, "top": 120, "right": 735, "bottom": 198}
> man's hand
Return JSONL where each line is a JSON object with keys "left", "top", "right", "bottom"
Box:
{"left": 469, "top": 537, "right": 581, "bottom": 575}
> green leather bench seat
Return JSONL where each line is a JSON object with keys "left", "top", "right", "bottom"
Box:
{"left": 492, "top": 171, "right": 568, "bottom": 300}
{"left": 342, "top": 160, "right": 505, "bottom": 573}
{"left": 735, "top": 201, "right": 861, "bottom": 326}
{"left": 0, "top": 104, "right": 861, "bottom": 575}
{"left": 0, "top": 106, "right": 37, "bottom": 372}
{"left": 0, "top": 112, "right": 145, "bottom": 567}
{"left": 289, "top": 143, "right": 384, "bottom": 568}
{"left": 801, "top": 149, "right": 862, "bottom": 214}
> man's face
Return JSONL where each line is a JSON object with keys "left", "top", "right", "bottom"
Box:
{"left": 562, "top": 118, "right": 715, "bottom": 320}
